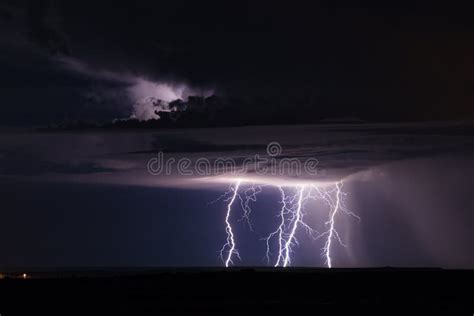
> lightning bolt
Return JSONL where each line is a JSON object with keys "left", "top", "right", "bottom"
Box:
{"left": 237, "top": 183, "right": 263, "bottom": 231}
{"left": 219, "top": 180, "right": 241, "bottom": 267}
{"left": 313, "top": 181, "right": 360, "bottom": 268}
{"left": 264, "top": 185, "right": 319, "bottom": 267}
{"left": 321, "top": 182, "right": 342, "bottom": 268}
{"left": 264, "top": 186, "right": 287, "bottom": 266}
{"left": 218, "top": 179, "right": 359, "bottom": 268}
{"left": 281, "top": 186, "right": 305, "bottom": 267}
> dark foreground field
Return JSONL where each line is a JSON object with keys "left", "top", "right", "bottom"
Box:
{"left": 0, "top": 268, "right": 472, "bottom": 315}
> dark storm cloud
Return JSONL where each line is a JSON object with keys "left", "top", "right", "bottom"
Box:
{"left": 0, "top": 2, "right": 131, "bottom": 125}
{"left": 1, "top": 0, "right": 474, "bottom": 124}
{"left": 1, "top": 122, "right": 473, "bottom": 186}
{"left": 53, "top": 0, "right": 474, "bottom": 121}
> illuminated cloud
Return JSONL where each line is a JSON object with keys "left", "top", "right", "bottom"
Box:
{"left": 57, "top": 57, "right": 213, "bottom": 120}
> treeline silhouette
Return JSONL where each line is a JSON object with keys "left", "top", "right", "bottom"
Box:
{"left": 40, "top": 94, "right": 367, "bottom": 131}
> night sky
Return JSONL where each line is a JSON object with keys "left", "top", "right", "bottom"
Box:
{"left": 0, "top": 1, "right": 473, "bottom": 269}
{"left": 1, "top": 0, "right": 474, "bottom": 124}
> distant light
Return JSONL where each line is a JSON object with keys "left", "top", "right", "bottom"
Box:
{"left": 198, "top": 175, "right": 337, "bottom": 187}
{"left": 22, "top": 273, "right": 27, "bottom": 279}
